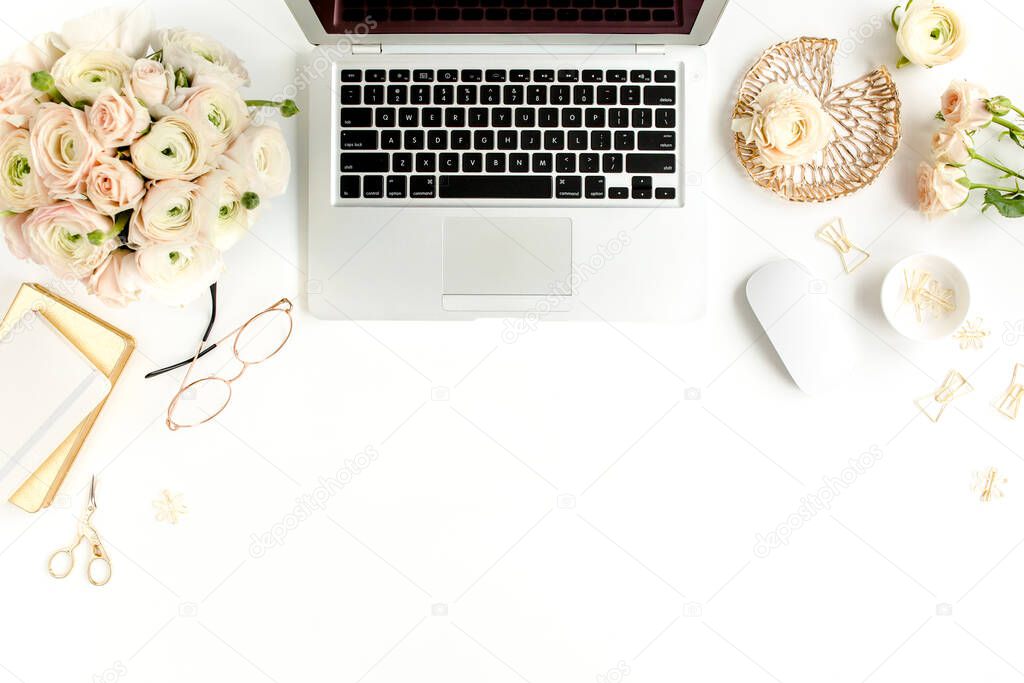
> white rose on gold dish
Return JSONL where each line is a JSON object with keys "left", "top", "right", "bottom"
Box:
{"left": 87, "top": 249, "right": 144, "bottom": 307}
{"left": 9, "top": 33, "right": 67, "bottom": 72}
{"left": 731, "top": 82, "right": 834, "bottom": 168}
{"left": 197, "top": 159, "right": 258, "bottom": 251}
{"left": 128, "top": 178, "right": 213, "bottom": 247}
{"left": 86, "top": 88, "right": 151, "bottom": 149}
{"left": 0, "top": 123, "right": 49, "bottom": 213}
{"left": 130, "top": 58, "right": 174, "bottom": 115}
{"left": 135, "top": 241, "right": 224, "bottom": 306}
{"left": 931, "top": 128, "right": 971, "bottom": 165}
{"left": 894, "top": 0, "right": 966, "bottom": 69}
{"left": 940, "top": 81, "right": 992, "bottom": 132}
{"left": 86, "top": 156, "right": 145, "bottom": 216}
{"left": 0, "top": 63, "right": 46, "bottom": 128}
{"left": 50, "top": 48, "right": 135, "bottom": 105}
{"left": 130, "top": 113, "right": 212, "bottom": 181}
{"left": 2, "top": 211, "right": 32, "bottom": 260}
{"left": 155, "top": 29, "right": 250, "bottom": 89}
{"left": 21, "top": 200, "right": 118, "bottom": 278}
{"left": 225, "top": 123, "right": 291, "bottom": 198}
{"left": 917, "top": 162, "right": 969, "bottom": 219}
{"left": 29, "top": 103, "right": 105, "bottom": 199}
{"left": 170, "top": 77, "right": 250, "bottom": 154}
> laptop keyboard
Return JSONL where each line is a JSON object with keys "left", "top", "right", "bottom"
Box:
{"left": 337, "top": 66, "right": 681, "bottom": 203}
{"left": 341, "top": 0, "right": 678, "bottom": 24}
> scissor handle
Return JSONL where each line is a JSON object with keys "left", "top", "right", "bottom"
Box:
{"left": 87, "top": 553, "right": 112, "bottom": 587}
{"left": 48, "top": 547, "right": 75, "bottom": 579}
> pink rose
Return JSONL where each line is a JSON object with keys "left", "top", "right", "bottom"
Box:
{"left": 130, "top": 59, "right": 173, "bottom": 116}
{"left": 941, "top": 81, "right": 993, "bottom": 132}
{"left": 86, "top": 156, "right": 146, "bottom": 216}
{"left": 917, "top": 162, "right": 970, "bottom": 219}
{"left": 21, "top": 200, "right": 118, "bottom": 278}
{"left": 2, "top": 211, "right": 32, "bottom": 260}
{"left": 86, "top": 87, "right": 151, "bottom": 148}
{"left": 29, "top": 103, "right": 105, "bottom": 199}
{"left": 0, "top": 63, "right": 45, "bottom": 128}
{"left": 931, "top": 128, "right": 972, "bottom": 165}
{"left": 87, "top": 249, "right": 143, "bottom": 307}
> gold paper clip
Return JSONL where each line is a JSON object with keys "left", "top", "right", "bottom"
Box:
{"left": 995, "top": 363, "right": 1024, "bottom": 421}
{"left": 916, "top": 370, "right": 973, "bottom": 423}
{"left": 817, "top": 218, "right": 870, "bottom": 274}
{"left": 972, "top": 468, "right": 1008, "bottom": 502}
{"left": 954, "top": 318, "right": 990, "bottom": 351}
{"left": 903, "top": 269, "right": 956, "bottom": 323}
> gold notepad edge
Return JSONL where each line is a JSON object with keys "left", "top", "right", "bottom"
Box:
{"left": 0, "top": 283, "right": 135, "bottom": 513}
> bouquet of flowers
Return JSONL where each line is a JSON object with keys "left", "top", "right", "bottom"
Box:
{"left": 918, "top": 80, "right": 1024, "bottom": 220}
{"left": 0, "top": 7, "right": 298, "bottom": 306}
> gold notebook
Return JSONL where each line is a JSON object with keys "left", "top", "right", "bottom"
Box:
{"left": 0, "top": 283, "right": 134, "bottom": 513}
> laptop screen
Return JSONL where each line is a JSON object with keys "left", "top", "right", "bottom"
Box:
{"left": 307, "top": 0, "right": 706, "bottom": 34}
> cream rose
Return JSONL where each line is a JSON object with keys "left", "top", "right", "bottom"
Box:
{"left": 170, "top": 76, "right": 250, "bottom": 154}
{"left": 931, "top": 128, "right": 972, "bottom": 165}
{"left": 941, "top": 81, "right": 993, "bottom": 132}
{"left": 87, "top": 249, "right": 143, "bottom": 307}
{"left": 0, "top": 123, "right": 49, "bottom": 213}
{"left": 128, "top": 178, "right": 213, "bottom": 247}
{"left": 134, "top": 241, "right": 224, "bottom": 306}
{"left": 50, "top": 48, "right": 135, "bottom": 105}
{"left": 130, "top": 113, "right": 212, "bottom": 181}
{"left": 731, "top": 82, "right": 834, "bottom": 168}
{"left": 9, "top": 32, "right": 67, "bottom": 72}
{"left": 896, "top": 0, "right": 966, "bottom": 68}
{"left": 225, "top": 123, "right": 291, "bottom": 198}
{"left": 2, "top": 211, "right": 32, "bottom": 260}
{"left": 29, "top": 103, "right": 105, "bottom": 199}
{"left": 86, "top": 156, "right": 145, "bottom": 216}
{"left": 0, "top": 63, "right": 45, "bottom": 128}
{"left": 154, "top": 29, "right": 250, "bottom": 89}
{"left": 130, "top": 58, "right": 173, "bottom": 115}
{"left": 197, "top": 159, "right": 257, "bottom": 251}
{"left": 86, "top": 87, "right": 151, "bottom": 149}
{"left": 21, "top": 200, "right": 118, "bottom": 278}
{"left": 917, "top": 162, "right": 970, "bottom": 219}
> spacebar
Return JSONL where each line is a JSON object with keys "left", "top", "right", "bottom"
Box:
{"left": 439, "top": 176, "right": 552, "bottom": 198}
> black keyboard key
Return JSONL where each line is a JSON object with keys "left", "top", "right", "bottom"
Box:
{"left": 609, "top": 186, "right": 628, "bottom": 198}
{"left": 630, "top": 70, "right": 651, "bottom": 83}
{"left": 568, "top": 130, "right": 587, "bottom": 150}
{"left": 341, "top": 130, "right": 378, "bottom": 150}
{"left": 366, "top": 70, "right": 386, "bottom": 82}
{"left": 539, "top": 108, "right": 559, "bottom": 127}
{"left": 462, "top": 152, "right": 483, "bottom": 172}
{"left": 632, "top": 175, "right": 652, "bottom": 189}
{"left": 399, "top": 108, "right": 419, "bottom": 127}
{"left": 443, "top": 108, "right": 465, "bottom": 127}
{"left": 609, "top": 108, "right": 628, "bottom": 128}
{"left": 655, "top": 187, "right": 675, "bottom": 199}
{"left": 558, "top": 8, "right": 579, "bottom": 19}
{"left": 341, "top": 153, "right": 389, "bottom": 173}
{"left": 363, "top": 175, "right": 384, "bottom": 198}
{"left": 389, "top": 69, "right": 411, "bottom": 82}
{"left": 585, "top": 108, "right": 605, "bottom": 127}
{"left": 387, "top": 85, "right": 408, "bottom": 105}
{"left": 492, "top": 107, "right": 512, "bottom": 126}
{"left": 596, "top": 88, "right": 616, "bottom": 107}
{"left": 606, "top": 9, "right": 627, "bottom": 21}
{"left": 514, "top": 107, "right": 536, "bottom": 127}
{"left": 509, "top": 153, "right": 529, "bottom": 172}
{"left": 551, "top": 86, "right": 571, "bottom": 104}
{"left": 582, "top": 8, "right": 602, "bottom": 20}
{"left": 590, "top": 130, "right": 611, "bottom": 150}
{"left": 424, "top": 107, "right": 444, "bottom": 127}
{"left": 544, "top": 130, "right": 565, "bottom": 150}
{"left": 497, "top": 130, "right": 517, "bottom": 149}
{"left": 452, "top": 130, "right": 472, "bottom": 149}
{"left": 527, "top": 85, "right": 547, "bottom": 104}
{"left": 485, "top": 69, "right": 507, "bottom": 82}
{"left": 481, "top": 85, "right": 501, "bottom": 104}
{"left": 457, "top": 85, "right": 477, "bottom": 105}
{"left": 556, "top": 153, "right": 576, "bottom": 173}
{"left": 573, "top": 86, "right": 594, "bottom": 105}
{"left": 503, "top": 85, "right": 524, "bottom": 104}
{"left": 532, "top": 153, "right": 552, "bottom": 172}
{"left": 626, "top": 153, "right": 675, "bottom": 173}
{"left": 535, "top": 9, "right": 556, "bottom": 20}
{"left": 386, "top": 176, "right": 407, "bottom": 198}
{"left": 469, "top": 108, "right": 489, "bottom": 126}
{"left": 644, "top": 86, "right": 676, "bottom": 105}
{"left": 510, "top": 69, "right": 531, "bottom": 82}
{"left": 656, "top": 108, "right": 675, "bottom": 128}
{"left": 638, "top": 131, "right": 675, "bottom": 150}
{"left": 434, "top": 85, "right": 454, "bottom": 105}
{"left": 410, "top": 85, "right": 431, "bottom": 104}
{"left": 438, "top": 69, "right": 459, "bottom": 82}
{"left": 340, "top": 175, "right": 360, "bottom": 198}
{"left": 557, "top": 70, "right": 579, "bottom": 82}
{"left": 621, "top": 86, "right": 640, "bottom": 105}
{"left": 607, "top": 70, "right": 627, "bottom": 82}
{"left": 341, "top": 69, "right": 362, "bottom": 82}
{"left": 414, "top": 69, "right": 434, "bottom": 82}
{"left": 341, "top": 86, "right": 361, "bottom": 105}
{"left": 614, "top": 131, "right": 635, "bottom": 150}
{"left": 392, "top": 153, "right": 413, "bottom": 172}
{"left": 579, "top": 153, "right": 599, "bottom": 173}
{"left": 375, "top": 108, "right": 396, "bottom": 127}
{"left": 561, "top": 108, "right": 582, "bottom": 127}
{"left": 654, "top": 70, "right": 675, "bottom": 83}
{"left": 474, "top": 130, "right": 495, "bottom": 149}
{"left": 534, "top": 69, "right": 555, "bottom": 82}
{"left": 341, "top": 108, "right": 372, "bottom": 127}
{"left": 440, "top": 153, "right": 459, "bottom": 172}
{"left": 427, "top": 130, "right": 448, "bottom": 149}
{"left": 462, "top": 69, "right": 483, "bottom": 82}
{"left": 585, "top": 175, "right": 605, "bottom": 198}
{"left": 631, "top": 108, "right": 651, "bottom": 128}
{"left": 404, "top": 130, "right": 425, "bottom": 149}
{"left": 416, "top": 153, "right": 437, "bottom": 172}
{"left": 602, "top": 153, "right": 623, "bottom": 173}
{"left": 410, "top": 175, "right": 436, "bottom": 198}
{"left": 521, "top": 130, "right": 541, "bottom": 149}
{"left": 632, "top": 186, "right": 652, "bottom": 199}
{"left": 381, "top": 130, "right": 401, "bottom": 149}
{"left": 555, "top": 175, "right": 581, "bottom": 198}
{"left": 364, "top": 85, "right": 384, "bottom": 105}
{"left": 439, "top": 175, "right": 552, "bottom": 198}
{"left": 486, "top": 153, "right": 506, "bottom": 172}
{"left": 582, "top": 70, "right": 603, "bottom": 82}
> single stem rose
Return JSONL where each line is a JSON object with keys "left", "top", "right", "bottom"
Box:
{"left": 968, "top": 149, "right": 1024, "bottom": 181}
{"left": 245, "top": 99, "right": 300, "bottom": 118}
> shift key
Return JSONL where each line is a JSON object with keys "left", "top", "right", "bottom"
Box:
{"left": 341, "top": 153, "right": 389, "bottom": 172}
{"left": 626, "top": 153, "right": 675, "bottom": 173}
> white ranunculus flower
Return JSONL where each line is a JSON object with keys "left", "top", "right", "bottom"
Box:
{"left": 895, "top": 0, "right": 966, "bottom": 68}
{"left": 154, "top": 28, "right": 250, "bottom": 89}
{"left": 0, "top": 63, "right": 46, "bottom": 128}
{"left": 225, "top": 123, "right": 291, "bottom": 198}
{"left": 86, "top": 156, "right": 146, "bottom": 216}
{"left": 86, "top": 87, "right": 151, "bottom": 149}
{"left": 29, "top": 103, "right": 105, "bottom": 199}
{"left": 128, "top": 178, "right": 214, "bottom": 247}
{"left": 196, "top": 159, "right": 257, "bottom": 251}
{"left": 134, "top": 241, "right": 224, "bottom": 306}
{"left": 60, "top": 6, "right": 154, "bottom": 58}
{"left": 51, "top": 48, "right": 135, "bottom": 105}
{"left": 9, "top": 32, "right": 67, "bottom": 72}
{"left": 21, "top": 200, "right": 118, "bottom": 279}
{"left": 130, "top": 113, "right": 213, "bottom": 181}
{"left": 0, "top": 122, "right": 49, "bottom": 213}
{"left": 731, "top": 82, "right": 834, "bottom": 168}
{"left": 130, "top": 58, "right": 174, "bottom": 116}
{"left": 170, "top": 76, "right": 250, "bottom": 154}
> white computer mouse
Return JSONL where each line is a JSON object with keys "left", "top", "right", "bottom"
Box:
{"left": 745, "top": 260, "right": 854, "bottom": 395}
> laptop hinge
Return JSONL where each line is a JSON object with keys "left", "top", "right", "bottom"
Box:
{"left": 635, "top": 44, "right": 666, "bottom": 55}
{"left": 352, "top": 43, "right": 383, "bottom": 54}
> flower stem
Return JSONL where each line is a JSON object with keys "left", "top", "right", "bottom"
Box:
{"left": 969, "top": 149, "right": 1024, "bottom": 181}
{"left": 993, "top": 116, "right": 1024, "bottom": 134}
{"left": 968, "top": 182, "right": 1019, "bottom": 193}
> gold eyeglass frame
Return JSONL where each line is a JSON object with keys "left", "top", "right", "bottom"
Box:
{"left": 166, "top": 298, "right": 294, "bottom": 431}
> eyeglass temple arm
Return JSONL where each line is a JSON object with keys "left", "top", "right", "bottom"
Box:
{"left": 144, "top": 283, "right": 219, "bottom": 380}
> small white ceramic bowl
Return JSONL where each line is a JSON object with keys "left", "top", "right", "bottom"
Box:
{"left": 881, "top": 254, "right": 970, "bottom": 342}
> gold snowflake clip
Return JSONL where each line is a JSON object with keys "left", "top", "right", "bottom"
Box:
{"left": 817, "top": 218, "right": 870, "bottom": 274}
{"left": 972, "top": 468, "right": 1008, "bottom": 502}
{"left": 916, "top": 370, "right": 973, "bottom": 423}
{"left": 954, "top": 318, "right": 990, "bottom": 350}
{"left": 153, "top": 490, "right": 188, "bottom": 524}
{"left": 995, "top": 363, "right": 1024, "bottom": 421}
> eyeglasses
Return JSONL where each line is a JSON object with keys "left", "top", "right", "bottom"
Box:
{"left": 166, "top": 298, "right": 294, "bottom": 431}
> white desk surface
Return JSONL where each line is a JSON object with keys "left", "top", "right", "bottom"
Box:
{"left": 2, "top": 1, "right": 1023, "bottom": 681}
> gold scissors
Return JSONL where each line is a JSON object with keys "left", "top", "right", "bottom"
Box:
{"left": 48, "top": 476, "right": 112, "bottom": 586}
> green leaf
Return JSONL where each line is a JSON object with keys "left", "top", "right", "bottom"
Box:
{"left": 896, "top": 55, "right": 911, "bottom": 69}
{"left": 983, "top": 189, "right": 1024, "bottom": 218}
{"left": 956, "top": 177, "right": 972, "bottom": 189}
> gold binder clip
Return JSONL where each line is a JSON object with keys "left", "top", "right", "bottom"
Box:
{"left": 972, "top": 468, "right": 1008, "bottom": 502}
{"left": 817, "top": 218, "right": 870, "bottom": 274}
{"left": 954, "top": 318, "right": 990, "bottom": 350}
{"left": 916, "top": 370, "right": 973, "bottom": 423}
{"left": 996, "top": 363, "right": 1024, "bottom": 421}
{"left": 903, "top": 269, "right": 956, "bottom": 323}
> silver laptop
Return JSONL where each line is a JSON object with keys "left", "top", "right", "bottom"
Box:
{"left": 284, "top": 0, "right": 726, "bottom": 321}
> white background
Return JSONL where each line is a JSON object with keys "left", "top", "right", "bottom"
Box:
{"left": 2, "top": 1, "right": 1024, "bottom": 681}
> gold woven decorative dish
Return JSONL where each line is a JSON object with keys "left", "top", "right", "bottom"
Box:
{"left": 732, "top": 37, "right": 901, "bottom": 203}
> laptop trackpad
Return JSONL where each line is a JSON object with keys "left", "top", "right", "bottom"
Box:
{"left": 442, "top": 217, "right": 572, "bottom": 296}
